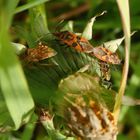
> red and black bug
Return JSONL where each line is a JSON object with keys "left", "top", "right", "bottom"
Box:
{"left": 53, "top": 31, "right": 94, "bottom": 53}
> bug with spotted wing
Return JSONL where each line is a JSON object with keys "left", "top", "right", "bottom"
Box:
{"left": 20, "top": 42, "right": 57, "bottom": 64}
{"left": 90, "top": 46, "right": 121, "bottom": 65}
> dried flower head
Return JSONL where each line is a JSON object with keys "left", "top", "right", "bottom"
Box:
{"left": 64, "top": 96, "right": 117, "bottom": 140}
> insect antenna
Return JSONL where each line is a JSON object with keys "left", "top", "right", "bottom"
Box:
{"left": 36, "top": 20, "right": 65, "bottom": 43}
{"left": 35, "top": 32, "right": 54, "bottom": 43}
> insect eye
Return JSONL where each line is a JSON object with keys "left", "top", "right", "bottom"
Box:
{"left": 77, "top": 36, "right": 81, "bottom": 40}
{"left": 67, "top": 35, "right": 73, "bottom": 39}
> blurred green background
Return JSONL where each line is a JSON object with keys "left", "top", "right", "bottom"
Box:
{"left": 0, "top": 0, "right": 140, "bottom": 140}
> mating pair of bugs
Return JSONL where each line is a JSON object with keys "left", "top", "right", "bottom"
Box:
{"left": 22, "top": 30, "right": 121, "bottom": 65}
{"left": 53, "top": 30, "right": 121, "bottom": 81}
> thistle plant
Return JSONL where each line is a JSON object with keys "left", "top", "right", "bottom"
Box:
{"left": 0, "top": 0, "right": 140, "bottom": 140}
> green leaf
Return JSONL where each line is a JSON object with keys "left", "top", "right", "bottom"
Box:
{"left": 0, "top": 1, "right": 34, "bottom": 129}
{"left": 82, "top": 11, "right": 107, "bottom": 40}
{"left": 28, "top": 0, "right": 50, "bottom": 42}
{"left": 14, "top": 0, "right": 50, "bottom": 14}
{"left": 0, "top": 0, "right": 19, "bottom": 29}
{"left": 0, "top": 98, "right": 14, "bottom": 131}
{"left": 0, "top": 44, "right": 35, "bottom": 129}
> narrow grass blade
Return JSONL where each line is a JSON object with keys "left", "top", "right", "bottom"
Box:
{"left": 0, "top": 0, "right": 19, "bottom": 29}
{"left": 14, "top": 0, "right": 49, "bottom": 14}
{"left": 28, "top": 0, "right": 50, "bottom": 40}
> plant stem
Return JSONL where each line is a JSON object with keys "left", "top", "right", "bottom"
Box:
{"left": 113, "top": 0, "right": 131, "bottom": 121}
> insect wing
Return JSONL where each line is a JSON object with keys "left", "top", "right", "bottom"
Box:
{"left": 36, "top": 43, "right": 57, "bottom": 60}
{"left": 92, "top": 47, "right": 121, "bottom": 64}
{"left": 20, "top": 42, "right": 57, "bottom": 63}
{"left": 78, "top": 40, "right": 94, "bottom": 53}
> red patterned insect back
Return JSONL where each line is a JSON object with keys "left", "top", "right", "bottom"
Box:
{"left": 53, "top": 31, "right": 94, "bottom": 53}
